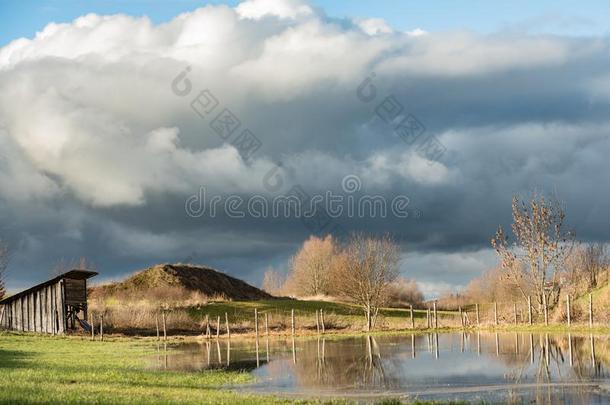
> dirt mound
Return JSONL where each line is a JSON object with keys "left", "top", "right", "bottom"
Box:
{"left": 92, "top": 263, "right": 273, "bottom": 301}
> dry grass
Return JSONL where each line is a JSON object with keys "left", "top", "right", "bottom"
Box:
{"left": 88, "top": 284, "right": 227, "bottom": 331}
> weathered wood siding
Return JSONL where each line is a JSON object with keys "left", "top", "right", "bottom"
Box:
{"left": 0, "top": 279, "right": 68, "bottom": 334}
{"left": 64, "top": 279, "right": 86, "bottom": 305}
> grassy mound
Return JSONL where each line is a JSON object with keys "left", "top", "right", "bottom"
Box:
{"left": 91, "top": 263, "right": 273, "bottom": 301}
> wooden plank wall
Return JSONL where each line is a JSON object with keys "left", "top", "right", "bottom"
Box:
{"left": 0, "top": 280, "right": 67, "bottom": 334}
{"left": 64, "top": 279, "right": 86, "bottom": 304}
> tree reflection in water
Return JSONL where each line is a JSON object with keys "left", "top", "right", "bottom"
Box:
{"left": 151, "top": 332, "right": 610, "bottom": 403}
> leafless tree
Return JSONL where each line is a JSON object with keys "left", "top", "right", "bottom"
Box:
{"left": 491, "top": 193, "right": 574, "bottom": 311}
{"left": 331, "top": 234, "right": 400, "bottom": 331}
{"left": 387, "top": 277, "right": 424, "bottom": 307}
{"left": 565, "top": 242, "right": 608, "bottom": 291}
{"left": 52, "top": 257, "right": 96, "bottom": 276}
{"left": 261, "top": 266, "right": 285, "bottom": 296}
{"left": 286, "top": 235, "right": 337, "bottom": 297}
{"left": 580, "top": 243, "right": 608, "bottom": 289}
{"left": 0, "top": 241, "right": 9, "bottom": 300}
{"left": 462, "top": 265, "right": 527, "bottom": 305}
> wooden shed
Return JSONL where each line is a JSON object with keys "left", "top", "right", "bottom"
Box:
{"left": 0, "top": 269, "right": 97, "bottom": 334}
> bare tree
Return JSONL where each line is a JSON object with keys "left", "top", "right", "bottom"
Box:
{"left": 565, "top": 242, "right": 608, "bottom": 291}
{"left": 491, "top": 193, "right": 574, "bottom": 311}
{"left": 387, "top": 277, "right": 424, "bottom": 307}
{"left": 53, "top": 257, "right": 96, "bottom": 276}
{"left": 0, "top": 241, "right": 9, "bottom": 300}
{"left": 331, "top": 234, "right": 400, "bottom": 331}
{"left": 463, "top": 265, "right": 526, "bottom": 305}
{"left": 286, "top": 235, "right": 337, "bottom": 297}
{"left": 581, "top": 242, "right": 608, "bottom": 289}
{"left": 261, "top": 266, "right": 285, "bottom": 296}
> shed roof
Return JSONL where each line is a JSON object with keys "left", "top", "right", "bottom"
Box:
{"left": 0, "top": 269, "right": 98, "bottom": 304}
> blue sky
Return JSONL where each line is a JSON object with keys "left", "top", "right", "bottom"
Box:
{"left": 1, "top": 0, "right": 609, "bottom": 46}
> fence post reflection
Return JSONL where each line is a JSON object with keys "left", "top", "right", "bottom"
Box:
{"left": 411, "top": 334, "right": 415, "bottom": 359}
{"left": 545, "top": 334, "right": 550, "bottom": 367}
{"left": 255, "top": 335, "right": 260, "bottom": 367}
{"left": 568, "top": 333, "right": 574, "bottom": 366}
{"left": 590, "top": 334, "right": 596, "bottom": 371}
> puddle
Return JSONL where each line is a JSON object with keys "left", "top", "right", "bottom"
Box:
{"left": 150, "top": 332, "right": 610, "bottom": 404}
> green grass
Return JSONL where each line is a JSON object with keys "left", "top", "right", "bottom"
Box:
{"left": 186, "top": 299, "right": 457, "bottom": 324}
{"left": 0, "top": 332, "right": 293, "bottom": 404}
{"left": 574, "top": 283, "right": 610, "bottom": 305}
{"left": 0, "top": 332, "right": 460, "bottom": 404}
{"left": 476, "top": 323, "right": 610, "bottom": 334}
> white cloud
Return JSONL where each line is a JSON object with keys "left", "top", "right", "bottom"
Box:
{"left": 378, "top": 32, "right": 579, "bottom": 76}
{"left": 354, "top": 18, "right": 393, "bottom": 36}
{"left": 236, "top": 0, "right": 314, "bottom": 20}
{"left": 0, "top": 3, "right": 603, "bottom": 207}
{"left": 406, "top": 28, "right": 427, "bottom": 37}
{"left": 363, "top": 150, "right": 456, "bottom": 186}
{"left": 402, "top": 249, "right": 499, "bottom": 298}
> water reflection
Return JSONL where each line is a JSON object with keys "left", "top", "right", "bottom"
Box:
{"left": 150, "top": 333, "right": 610, "bottom": 403}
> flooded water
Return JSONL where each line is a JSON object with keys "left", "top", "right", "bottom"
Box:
{"left": 150, "top": 332, "right": 610, "bottom": 404}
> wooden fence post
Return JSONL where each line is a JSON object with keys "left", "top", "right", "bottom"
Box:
{"left": 475, "top": 304, "right": 480, "bottom": 326}
{"left": 513, "top": 302, "right": 517, "bottom": 326}
{"left": 205, "top": 314, "right": 210, "bottom": 338}
{"left": 589, "top": 293, "right": 593, "bottom": 328}
{"left": 225, "top": 312, "right": 230, "bottom": 338}
{"left": 527, "top": 296, "right": 532, "bottom": 325}
{"left": 320, "top": 309, "right": 325, "bottom": 334}
{"left": 410, "top": 305, "right": 414, "bottom": 329}
{"left": 216, "top": 316, "right": 220, "bottom": 338}
{"left": 494, "top": 302, "right": 498, "bottom": 326}
{"left": 291, "top": 309, "right": 295, "bottom": 336}
{"left": 90, "top": 312, "right": 94, "bottom": 340}
{"left": 433, "top": 301, "right": 438, "bottom": 329}
{"left": 519, "top": 308, "right": 523, "bottom": 323}
{"left": 100, "top": 314, "right": 104, "bottom": 341}
{"left": 155, "top": 313, "right": 159, "bottom": 341}
{"left": 426, "top": 308, "right": 430, "bottom": 329}
{"left": 265, "top": 312, "right": 269, "bottom": 336}
{"left": 566, "top": 295, "right": 571, "bottom": 327}
{"left": 162, "top": 311, "right": 167, "bottom": 341}
{"left": 254, "top": 308, "right": 259, "bottom": 338}
{"left": 543, "top": 294, "right": 548, "bottom": 326}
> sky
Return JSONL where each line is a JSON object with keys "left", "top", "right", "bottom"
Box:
{"left": 0, "top": 0, "right": 609, "bottom": 297}
{"left": 3, "top": 0, "right": 610, "bottom": 45}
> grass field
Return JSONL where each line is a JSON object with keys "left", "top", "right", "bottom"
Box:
{"left": 0, "top": 332, "right": 265, "bottom": 404}
{"left": 183, "top": 299, "right": 459, "bottom": 335}
{"left": 95, "top": 297, "right": 462, "bottom": 336}
{"left": 0, "top": 332, "right": 461, "bottom": 405}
